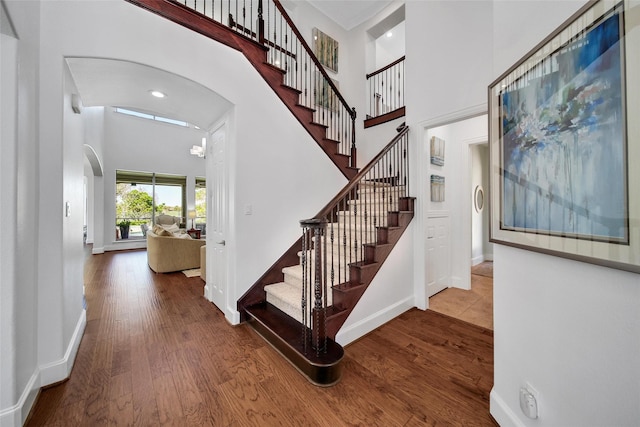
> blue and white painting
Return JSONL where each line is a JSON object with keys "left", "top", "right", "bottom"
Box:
{"left": 500, "top": 6, "right": 627, "bottom": 243}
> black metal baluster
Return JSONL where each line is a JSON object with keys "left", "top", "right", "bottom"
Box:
{"left": 329, "top": 218, "right": 335, "bottom": 289}
{"left": 405, "top": 133, "right": 409, "bottom": 196}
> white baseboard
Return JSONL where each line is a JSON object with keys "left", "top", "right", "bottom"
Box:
{"left": 39, "top": 309, "right": 86, "bottom": 386}
{"left": 0, "top": 310, "right": 86, "bottom": 427}
{"left": 0, "top": 369, "right": 40, "bottom": 427}
{"left": 471, "top": 255, "right": 485, "bottom": 266}
{"left": 451, "top": 275, "right": 470, "bottom": 290}
{"left": 484, "top": 253, "right": 494, "bottom": 261}
{"left": 226, "top": 309, "right": 240, "bottom": 325}
{"left": 490, "top": 388, "right": 525, "bottom": 427}
{"left": 104, "top": 241, "right": 147, "bottom": 252}
{"left": 91, "top": 246, "right": 105, "bottom": 254}
{"left": 334, "top": 296, "right": 414, "bottom": 346}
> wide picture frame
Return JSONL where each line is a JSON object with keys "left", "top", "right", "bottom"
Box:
{"left": 488, "top": 0, "right": 640, "bottom": 273}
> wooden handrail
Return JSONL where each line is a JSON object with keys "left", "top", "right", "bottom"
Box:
{"left": 310, "top": 125, "right": 409, "bottom": 220}
{"left": 366, "top": 55, "right": 405, "bottom": 80}
{"left": 272, "top": 0, "right": 356, "bottom": 120}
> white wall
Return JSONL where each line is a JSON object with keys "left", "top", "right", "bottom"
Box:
{"left": 82, "top": 106, "right": 106, "bottom": 248}
{"left": 336, "top": 221, "right": 415, "bottom": 345}
{"left": 490, "top": 1, "right": 640, "bottom": 425}
{"left": 374, "top": 20, "right": 405, "bottom": 70}
{"left": 1, "top": 22, "right": 20, "bottom": 418}
{"left": 405, "top": 0, "right": 492, "bottom": 125}
{"left": 61, "top": 63, "right": 86, "bottom": 350}
{"left": 1, "top": 2, "right": 42, "bottom": 425}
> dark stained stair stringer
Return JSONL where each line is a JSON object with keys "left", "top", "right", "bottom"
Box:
{"left": 125, "top": 0, "right": 358, "bottom": 180}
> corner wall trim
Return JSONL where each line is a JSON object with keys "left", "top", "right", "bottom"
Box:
{"left": 490, "top": 388, "right": 526, "bottom": 427}
{"left": 416, "top": 103, "right": 487, "bottom": 130}
{"left": 39, "top": 308, "right": 86, "bottom": 387}
{"left": 334, "top": 296, "right": 414, "bottom": 346}
{"left": 0, "top": 368, "right": 40, "bottom": 427}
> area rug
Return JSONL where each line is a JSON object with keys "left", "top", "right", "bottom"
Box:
{"left": 182, "top": 268, "right": 201, "bottom": 278}
{"left": 471, "top": 261, "right": 493, "bottom": 278}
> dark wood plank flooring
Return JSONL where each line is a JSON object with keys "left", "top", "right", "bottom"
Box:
{"left": 26, "top": 248, "right": 497, "bottom": 426}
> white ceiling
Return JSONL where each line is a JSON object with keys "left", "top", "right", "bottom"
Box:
{"left": 306, "top": 0, "right": 394, "bottom": 30}
{"left": 66, "top": 57, "right": 231, "bottom": 130}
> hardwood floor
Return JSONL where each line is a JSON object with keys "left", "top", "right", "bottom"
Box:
{"left": 26, "top": 248, "right": 497, "bottom": 426}
{"left": 428, "top": 262, "right": 494, "bottom": 330}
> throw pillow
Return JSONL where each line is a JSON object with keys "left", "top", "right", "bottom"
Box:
{"left": 160, "top": 223, "right": 180, "bottom": 233}
{"left": 152, "top": 224, "right": 173, "bottom": 236}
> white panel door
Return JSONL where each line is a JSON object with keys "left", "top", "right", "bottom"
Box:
{"left": 207, "top": 127, "right": 227, "bottom": 312}
{"left": 426, "top": 215, "right": 450, "bottom": 297}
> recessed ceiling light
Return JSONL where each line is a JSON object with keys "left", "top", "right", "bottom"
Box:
{"left": 386, "top": 31, "right": 393, "bottom": 38}
{"left": 150, "top": 90, "right": 166, "bottom": 98}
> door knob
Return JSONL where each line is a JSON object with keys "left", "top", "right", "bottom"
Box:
{"left": 217, "top": 240, "right": 226, "bottom": 246}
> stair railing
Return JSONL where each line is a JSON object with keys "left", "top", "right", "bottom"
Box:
{"left": 177, "top": 0, "right": 357, "bottom": 166}
{"left": 299, "top": 125, "right": 410, "bottom": 353}
{"left": 366, "top": 56, "right": 405, "bottom": 120}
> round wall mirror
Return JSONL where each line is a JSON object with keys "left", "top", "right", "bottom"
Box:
{"left": 474, "top": 185, "right": 484, "bottom": 213}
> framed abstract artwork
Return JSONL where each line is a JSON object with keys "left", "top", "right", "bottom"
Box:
{"left": 430, "top": 136, "right": 445, "bottom": 166}
{"left": 488, "top": 0, "right": 640, "bottom": 273}
{"left": 313, "top": 28, "right": 338, "bottom": 73}
{"left": 431, "top": 175, "right": 445, "bottom": 202}
{"left": 315, "top": 72, "right": 339, "bottom": 111}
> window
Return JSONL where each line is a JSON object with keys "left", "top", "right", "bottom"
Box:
{"left": 114, "top": 107, "right": 189, "bottom": 127}
{"left": 195, "top": 177, "right": 206, "bottom": 235}
{"left": 115, "top": 170, "right": 186, "bottom": 240}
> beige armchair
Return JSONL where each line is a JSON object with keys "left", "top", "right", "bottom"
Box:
{"left": 147, "top": 230, "right": 205, "bottom": 273}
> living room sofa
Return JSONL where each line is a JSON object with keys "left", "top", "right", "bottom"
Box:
{"left": 147, "top": 229, "right": 206, "bottom": 273}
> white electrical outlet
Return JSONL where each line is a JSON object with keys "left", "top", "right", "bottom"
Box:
{"left": 519, "top": 385, "right": 539, "bottom": 419}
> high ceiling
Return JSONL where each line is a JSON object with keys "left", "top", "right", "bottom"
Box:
{"left": 66, "top": 58, "right": 231, "bottom": 130}
{"left": 306, "top": 0, "right": 394, "bottom": 30}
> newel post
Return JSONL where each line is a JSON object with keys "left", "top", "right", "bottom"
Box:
{"left": 300, "top": 218, "right": 328, "bottom": 354}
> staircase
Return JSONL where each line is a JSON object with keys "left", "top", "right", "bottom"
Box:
{"left": 127, "top": 0, "right": 415, "bottom": 387}
{"left": 126, "top": 0, "right": 359, "bottom": 180}
{"left": 239, "top": 126, "right": 413, "bottom": 385}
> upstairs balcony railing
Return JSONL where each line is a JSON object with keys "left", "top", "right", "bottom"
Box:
{"left": 299, "top": 125, "right": 410, "bottom": 353}
{"left": 366, "top": 56, "right": 405, "bottom": 121}
{"left": 177, "top": 0, "right": 357, "bottom": 163}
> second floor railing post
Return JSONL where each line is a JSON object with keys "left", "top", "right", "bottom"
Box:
{"left": 257, "top": 0, "right": 265, "bottom": 44}
{"left": 350, "top": 107, "right": 357, "bottom": 168}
